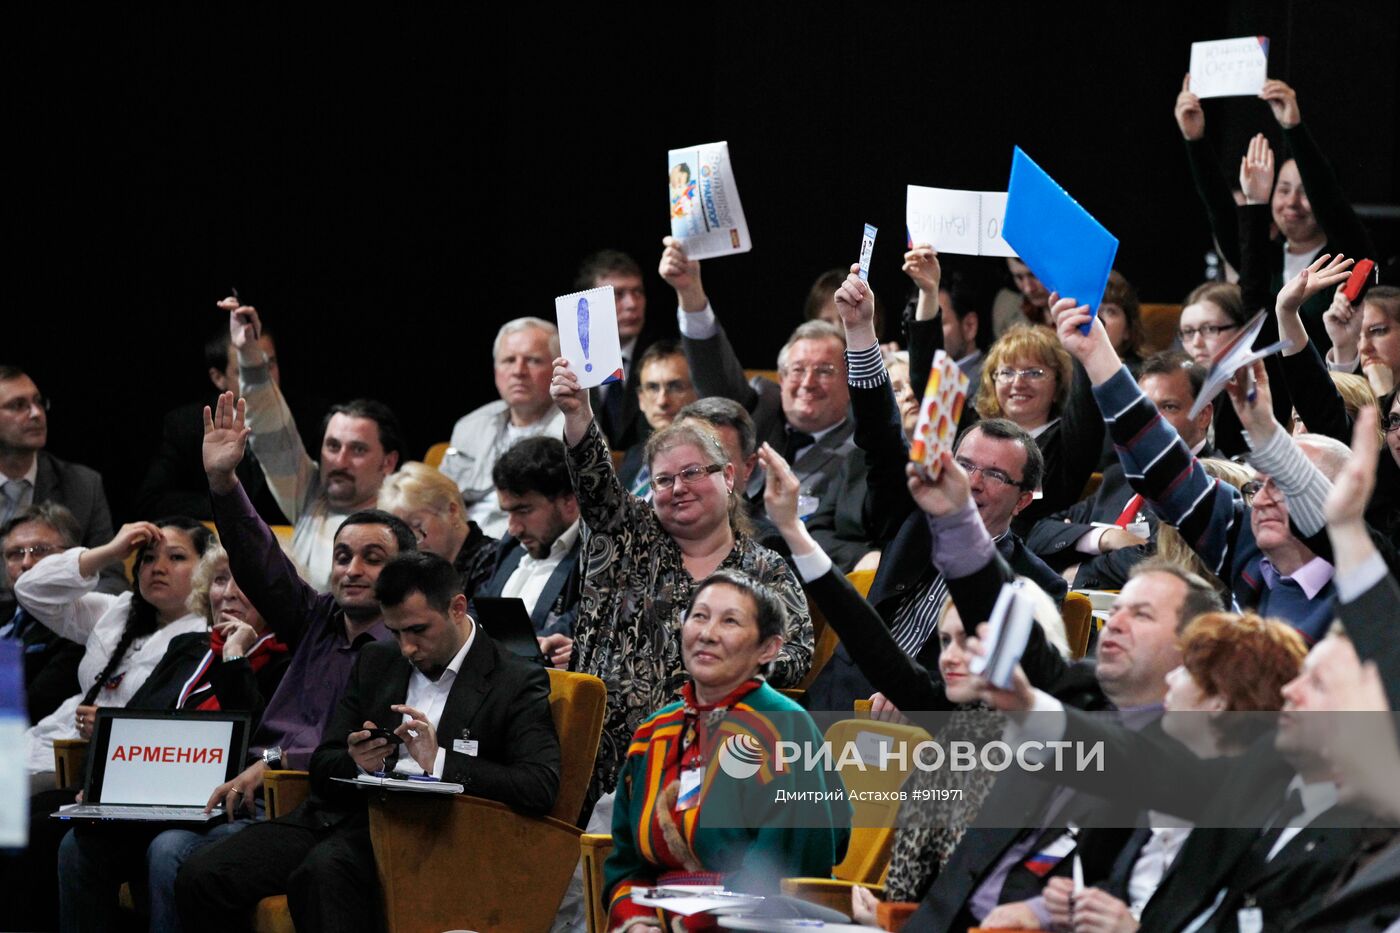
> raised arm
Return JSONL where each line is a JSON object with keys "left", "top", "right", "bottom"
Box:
{"left": 551, "top": 357, "right": 652, "bottom": 537}
{"left": 223, "top": 298, "right": 319, "bottom": 522}
{"left": 661, "top": 237, "right": 761, "bottom": 410}
{"left": 204, "top": 392, "right": 322, "bottom": 649}
{"left": 837, "top": 269, "right": 921, "bottom": 542}
{"left": 1275, "top": 255, "right": 1358, "bottom": 442}
{"left": 13, "top": 545, "right": 128, "bottom": 645}
{"left": 902, "top": 245, "right": 943, "bottom": 394}
{"left": 1175, "top": 74, "right": 1241, "bottom": 270}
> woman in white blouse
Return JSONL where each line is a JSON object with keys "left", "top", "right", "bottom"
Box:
{"left": 17, "top": 516, "right": 213, "bottom": 786}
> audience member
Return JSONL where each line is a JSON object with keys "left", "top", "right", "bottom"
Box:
{"left": 973, "top": 320, "right": 1103, "bottom": 532}
{"left": 135, "top": 326, "right": 288, "bottom": 525}
{"left": 1026, "top": 351, "right": 1213, "bottom": 589}
{"left": 662, "top": 238, "right": 862, "bottom": 510}
{"left": 0, "top": 366, "right": 124, "bottom": 615}
{"left": 1099, "top": 269, "right": 1145, "bottom": 375}
{"left": 18, "top": 517, "right": 212, "bottom": 782}
{"left": 1175, "top": 76, "right": 1375, "bottom": 351}
{"left": 806, "top": 269, "right": 1066, "bottom": 712}
{"left": 616, "top": 338, "right": 698, "bottom": 499}
{"left": 996, "top": 258, "right": 1052, "bottom": 333}
{"left": 602, "top": 570, "right": 849, "bottom": 930}
{"left": 55, "top": 544, "right": 291, "bottom": 933}
{"left": 175, "top": 551, "right": 560, "bottom": 933}
{"left": 577, "top": 250, "right": 655, "bottom": 450}
{"left": 378, "top": 461, "right": 497, "bottom": 599}
{"left": 222, "top": 299, "right": 403, "bottom": 590}
{"left": 439, "top": 317, "right": 565, "bottom": 536}
{"left": 0, "top": 504, "right": 86, "bottom": 724}
{"left": 551, "top": 356, "right": 813, "bottom": 820}
{"left": 475, "top": 436, "right": 582, "bottom": 668}
{"left": 1326, "top": 284, "right": 1399, "bottom": 397}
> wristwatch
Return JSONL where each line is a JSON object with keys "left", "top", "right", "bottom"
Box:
{"left": 263, "top": 746, "right": 284, "bottom": 770}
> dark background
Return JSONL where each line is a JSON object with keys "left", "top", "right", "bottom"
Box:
{"left": 9, "top": 3, "right": 1398, "bottom": 524}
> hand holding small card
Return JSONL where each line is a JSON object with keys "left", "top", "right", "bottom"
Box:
{"left": 909, "top": 351, "right": 970, "bottom": 480}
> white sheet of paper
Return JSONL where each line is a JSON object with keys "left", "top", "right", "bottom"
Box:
{"left": 906, "top": 186, "right": 1017, "bottom": 257}
{"left": 1189, "top": 36, "right": 1269, "bottom": 99}
{"left": 555, "top": 285, "right": 624, "bottom": 389}
{"left": 969, "top": 580, "right": 1034, "bottom": 689}
{"left": 668, "top": 140, "right": 752, "bottom": 260}
{"left": 631, "top": 885, "right": 762, "bottom": 916}
{"left": 1188, "top": 310, "right": 1293, "bottom": 419}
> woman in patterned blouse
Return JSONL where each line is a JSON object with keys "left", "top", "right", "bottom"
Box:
{"left": 551, "top": 358, "right": 814, "bottom": 817}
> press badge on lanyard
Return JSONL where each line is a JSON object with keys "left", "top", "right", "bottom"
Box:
{"left": 678, "top": 766, "right": 703, "bottom": 811}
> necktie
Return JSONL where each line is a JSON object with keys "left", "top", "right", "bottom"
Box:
{"left": 1, "top": 479, "right": 30, "bottom": 526}
{"left": 1115, "top": 494, "right": 1145, "bottom": 527}
{"left": 782, "top": 429, "right": 815, "bottom": 463}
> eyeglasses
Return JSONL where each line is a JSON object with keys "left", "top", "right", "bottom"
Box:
{"left": 992, "top": 368, "right": 1048, "bottom": 384}
{"left": 780, "top": 363, "right": 841, "bottom": 383}
{"left": 954, "top": 457, "right": 1024, "bottom": 490}
{"left": 1178, "top": 323, "right": 1239, "bottom": 341}
{"left": 0, "top": 395, "right": 50, "bottom": 415}
{"left": 640, "top": 380, "right": 693, "bottom": 398}
{"left": 3, "top": 544, "right": 62, "bottom": 562}
{"left": 1385, "top": 412, "right": 1400, "bottom": 435}
{"left": 1240, "top": 476, "right": 1277, "bottom": 504}
{"left": 651, "top": 463, "right": 724, "bottom": 492}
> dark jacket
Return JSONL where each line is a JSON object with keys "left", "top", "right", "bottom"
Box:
{"left": 476, "top": 533, "right": 582, "bottom": 639}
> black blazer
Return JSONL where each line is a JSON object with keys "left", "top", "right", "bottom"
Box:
{"left": 6, "top": 608, "right": 84, "bottom": 724}
{"left": 1289, "top": 835, "right": 1400, "bottom": 932}
{"left": 305, "top": 635, "right": 560, "bottom": 825}
{"left": 476, "top": 533, "right": 582, "bottom": 639}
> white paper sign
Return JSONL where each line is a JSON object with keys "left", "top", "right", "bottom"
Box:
{"left": 668, "top": 140, "right": 752, "bottom": 260}
{"left": 100, "top": 717, "right": 234, "bottom": 806}
{"left": 1189, "top": 36, "right": 1269, "bottom": 99}
{"left": 906, "top": 186, "right": 1017, "bottom": 257}
{"left": 555, "top": 285, "right": 624, "bottom": 389}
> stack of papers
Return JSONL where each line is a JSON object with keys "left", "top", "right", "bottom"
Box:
{"left": 332, "top": 774, "right": 464, "bottom": 795}
{"left": 631, "top": 885, "right": 762, "bottom": 916}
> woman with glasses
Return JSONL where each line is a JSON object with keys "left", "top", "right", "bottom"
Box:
{"left": 549, "top": 357, "right": 813, "bottom": 817}
{"left": 1177, "top": 282, "right": 1247, "bottom": 368}
{"left": 974, "top": 322, "right": 1104, "bottom": 534}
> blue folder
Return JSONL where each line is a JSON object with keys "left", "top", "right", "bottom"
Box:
{"left": 1002, "top": 147, "right": 1118, "bottom": 328}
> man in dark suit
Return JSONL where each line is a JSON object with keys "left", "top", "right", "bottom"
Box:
{"left": 475, "top": 436, "right": 582, "bottom": 668}
{"left": 0, "top": 366, "right": 124, "bottom": 612}
{"left": 135, "top": 326, "right": 288, "bottom": 524}
{"left": 578, "top": 250, "right": 654, "bottom": 451}
{"left": 615, "top": 339, "right": 698, "bottom": 498}
{"left": 175, "top": 551, "right": 561, "bottom": 933}
{"left": 661, "top": 239, "right": 862, "bottom": 508}
{"left": 1026, "top": 351, "right": 1214, "bottom": 590}
{"left": 0, "top": 504, "right": 85, "bottom": 723}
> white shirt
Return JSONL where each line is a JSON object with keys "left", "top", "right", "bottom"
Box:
{"left": 1127, "top": 821, "right": 1192, "bottom": 918}
{"left": 501, "top": 520, "right": 581, "bottom": 615}
{"left": 1283, "top": 244, "right": 1324, "bottom": 285}
{"left": 393, "top": 623, "right": 477, "bottom": 778}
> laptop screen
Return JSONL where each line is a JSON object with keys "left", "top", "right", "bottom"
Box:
{"left": 88, "top": 710, "right": 250, "bottom": 806}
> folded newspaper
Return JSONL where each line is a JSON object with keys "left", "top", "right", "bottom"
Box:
{"left": 969, "top": 580, "right": 1035, "bottom": 689}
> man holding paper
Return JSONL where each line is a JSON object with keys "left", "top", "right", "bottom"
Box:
{"left": 176, "top": 551, "right": 559, "bottom": 933}
{"left": 660, "top": 237, "right": 860, "bottom": 511}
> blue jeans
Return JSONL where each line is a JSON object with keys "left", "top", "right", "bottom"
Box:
{"left": 58, "top": 807, "right": 260, "bottom": 933}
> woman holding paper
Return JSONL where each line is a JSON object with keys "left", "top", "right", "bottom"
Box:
{"left": 600, "top": 569, "right": 847, "bottom": 931}
{"left": 549, "top": 358, "right": 813, "bottom": 817}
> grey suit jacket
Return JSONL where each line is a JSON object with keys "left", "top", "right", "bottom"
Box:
{"left": 2, "top": 453, "right": 125, "bottom": 614}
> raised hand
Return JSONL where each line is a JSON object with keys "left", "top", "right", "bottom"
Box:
{"left": 1051, "top": 293, "right": 1118, "bottom": 384}
{"left": 901, "top": 244, "right": 941, "bottom": 294}
{"left": 1322, "top": 287, "right": 1362, "bottom": 364}
{"left": 1224, "top": 359, "right": 1277, "bottom": 441}
{"left": 905, "top": 455, "right": 972, "bottom": 519}
{"left": 1276, "top": 253, "right": 1354, "bottom": 317}
{"left": 1239, "top": 132, "right": 1275, "bottom": 205}
{"left": 659, "top": 236, "right": 706, "bottom": 311}
{"left": 1323, "top": 405, "right": 1378, "bottom": 528}
{"left": 1174, "top": 74, "right": 1204, "bottom": 140}
{"left": 833, "top": 265, "right": 879, "bottom": 351}
{"left": 1259, "top": 79, "right": 1301, "bottom": 128}
{"left": 202, "top": 391, "right": 250, "bottom": 494}
{"left": 549, "top": 357, "right": 593, "bottom": 445}
{"left": 217, "top": 296, "right": 263, "bottom": 353}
